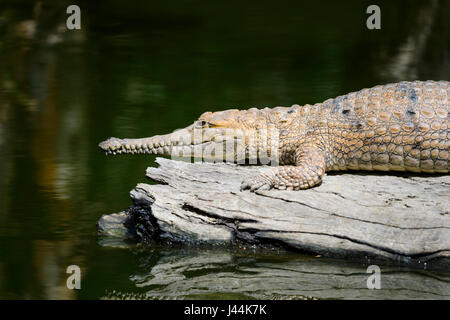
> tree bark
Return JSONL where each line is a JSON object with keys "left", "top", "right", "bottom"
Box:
{"left": 98, "top": 157, "right": 450, "bottom": 267}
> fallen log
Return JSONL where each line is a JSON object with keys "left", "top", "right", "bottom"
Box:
{"left": 98, "top": 157, "right": 450, "bottom": 267}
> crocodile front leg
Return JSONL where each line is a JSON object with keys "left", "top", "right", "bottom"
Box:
{"left": 241, "top": 146, "right": 326, "bottom": 191}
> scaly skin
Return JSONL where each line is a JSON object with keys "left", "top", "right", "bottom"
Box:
{"left": 99, "top": 80, "right": 449, "bottom": 191}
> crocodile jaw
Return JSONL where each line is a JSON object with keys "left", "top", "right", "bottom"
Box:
{"left": 98, "top": 125, "right": 249, "bottom": 162}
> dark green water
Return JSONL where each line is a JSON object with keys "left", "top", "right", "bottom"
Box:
{"left": 0, "top": 0, "right": 449, "bottom": 299}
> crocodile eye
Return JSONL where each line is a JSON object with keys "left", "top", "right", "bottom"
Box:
{"left": 195, "top": 120, "right": 217, "bottom": 128}
{"left": 196, "top": 120, "right": 208, "bottom": 128}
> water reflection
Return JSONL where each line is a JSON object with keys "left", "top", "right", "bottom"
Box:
{"left": 380, "top": 0, "right": 439, "bottom": 80}
{"left": 0, "top": 0, "right": 449, "bottom": 299}
{"left": 103, "top": 248, "right": 450, "bottom": 300}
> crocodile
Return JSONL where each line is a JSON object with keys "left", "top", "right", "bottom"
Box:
{"left": 99, "top": 80, "right": 449, "bottom": 191}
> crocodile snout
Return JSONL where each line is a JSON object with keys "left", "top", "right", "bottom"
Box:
{"left": 98, "top": 137, "right": 122, "bottom": 154}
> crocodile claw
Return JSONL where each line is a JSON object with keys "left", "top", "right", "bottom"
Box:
{"left": 240, "top": 174, "right": 273, "bottom": 192}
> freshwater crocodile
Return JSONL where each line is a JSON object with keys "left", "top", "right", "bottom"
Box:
{"left": 99, "top": 80, "right": 449, "bottom": 191}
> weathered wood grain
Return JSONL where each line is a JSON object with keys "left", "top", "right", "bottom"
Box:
{"left": 99, "top": 157, "right": 450, "bottom": 266}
